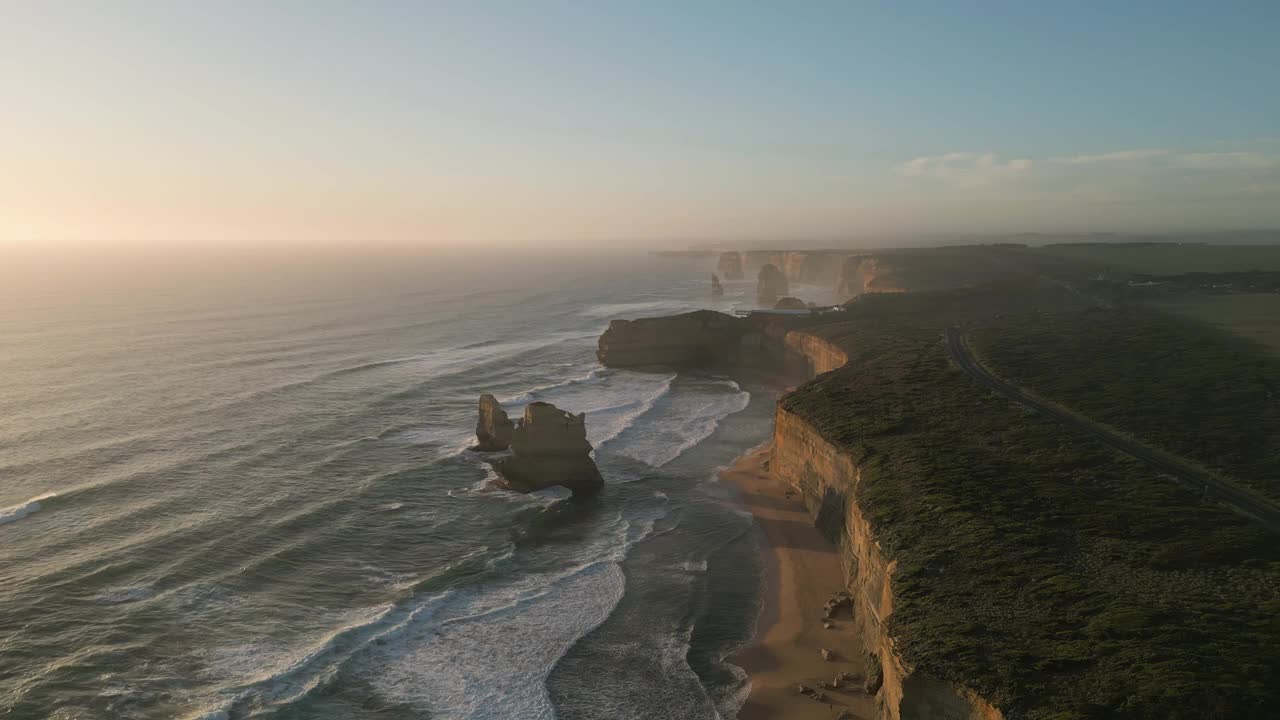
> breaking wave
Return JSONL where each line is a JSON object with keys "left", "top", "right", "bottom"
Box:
{"left": 0, "top": 492, "right": 57, "bottom": 527}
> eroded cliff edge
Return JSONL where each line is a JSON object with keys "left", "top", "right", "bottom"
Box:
{"left": 597, "top": 309, "right": 1001, "bottom": 719}
{"left": 772, "top": 404, "right": 1003, "bottom": 720}
{"left": 600, "top": 289, "right": 1280, "bottom": 720}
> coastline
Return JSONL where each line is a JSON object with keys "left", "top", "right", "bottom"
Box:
{"left": 724, "top": 444, "right": 876, "bottom": 720}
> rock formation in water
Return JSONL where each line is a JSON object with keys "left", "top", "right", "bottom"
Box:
{"left": 495, "top": 402, "right": 603, "bottom": 497}
{"left": 472, "top": 394, "right": 515, "bottom": 451}
{"left": 757, "top": 263, "right": 789, "bottom": 306}
{"left": 596, "top": 309, "right": 747, "bottom": 368}
{"left": 711, "top": 273, "right": 724, "bottom": 298}
{"left": 717, "top": 251, "right": 745, "bottom": 280}
{"left": 774, "top": 296, "right": 808, "bottom": 310}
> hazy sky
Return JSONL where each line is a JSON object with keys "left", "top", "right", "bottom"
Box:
{"left": 3, "top": 1, "right": 1279, "bottom": 247}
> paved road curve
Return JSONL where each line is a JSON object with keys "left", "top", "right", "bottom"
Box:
{"left": 945, "top": 327, "right": 1280, "bottom": 533}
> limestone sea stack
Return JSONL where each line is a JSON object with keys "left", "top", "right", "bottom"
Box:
{"left": 472, "top": 398, "right": 604, "bottom": 498}
{"left": 472, "top": 394, "right": 515, "bottom": 451}
{"left": 711, "top": 273, "right": 724, "bottom": 298}
{"left": 716, "top": 251, "right": 745, "bottom": 280}
{"left": 757, "top": 263, "right": 789, "bottom": 306}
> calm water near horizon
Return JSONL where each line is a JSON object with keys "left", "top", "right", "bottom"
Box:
{"left": 0, "top": 250, "right": 838, "bottom": 720}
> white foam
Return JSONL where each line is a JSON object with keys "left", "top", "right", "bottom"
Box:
{"left": 0, "top": 492, "right": 56, "bottom": 527}
{"left": 353, "top": 507, "right": 667, "bottom": 718}
{"left": 496, "top": 366, "right": 602, "bottom": 405}
{"left": 578, "top": 300, "right": 694, "bottom": 318}
{"left": 196, "top": 602, "right": 405, "bottom": 716}
{"left": 499, "top": 369, "right": 676, "bottom": 450}
{"left": 606, "top": 377, "right": 751, "bottom": 467}
{"left": 180, "top": 709, "right": 229, "bottom": 720}
{"left": 680, "top": 559, "right": 708, "bottom": 573}
{"left": 93, "top": 584, "right": 157, "bottom": 605}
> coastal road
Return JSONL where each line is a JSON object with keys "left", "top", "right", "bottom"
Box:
{"left": 945, "top": 327, "right": 1280, "bottom": 532}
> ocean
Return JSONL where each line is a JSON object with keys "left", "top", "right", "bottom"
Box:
{"left": 0, "top": 249, "right": 837, "bottom": 720}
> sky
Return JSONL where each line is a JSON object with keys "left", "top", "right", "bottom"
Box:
{"left": 2, "top": 1, "right": 1279, "bottom": 247}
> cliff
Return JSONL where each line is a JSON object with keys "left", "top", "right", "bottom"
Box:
{"left": 598, "top": 274, "right": 1280, "bottom": 719}
{"left": 717, "top": 252, "right": 746, "bottom": 280}
{"left": 839, "top": 255, "right": 905, "bottom": 300}
{"left": 596, "top": 309, "right": 814, "bottom": 379}
{"left": 596, "top": 309, "right": 748, "bottom": 368}
{"left": 773, "top": 403, "right": 1003, "bottom": 720}
{"left": 596, "top": 313, "right": 999, "bottom": 717}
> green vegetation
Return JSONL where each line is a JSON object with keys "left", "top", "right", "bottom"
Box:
{"left": 971, "top": 306, "right": 1280, "bottom": 503}
{"left": 782, "top": 285, "right": 1280, "bottom": 720}
{"left": 1018, "top": 243, "right": 1280, "bottom": 276}
{"left": 1155, "top": 294, "right": 1280, "bottom": 356}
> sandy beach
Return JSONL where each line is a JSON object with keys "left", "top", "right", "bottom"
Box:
{"left": 725, "top": 444, "right": 876, "bottom": 720}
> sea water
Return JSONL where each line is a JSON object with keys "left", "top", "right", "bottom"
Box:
{"left": 0, "top": 249, "right": 839, "bottom": 720}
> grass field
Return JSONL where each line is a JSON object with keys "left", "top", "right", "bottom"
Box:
{"left": 1018, "top": 243, "right": 1280, "bottom": 275}
{"left": 784, "top": 286, "right": 1280, "bottom": 720}
{"left": 1152, "top": 294, "right": 1280, "bottom": 355}
{"left": 971, "top": 306, "right": 1280, "bottom": 503}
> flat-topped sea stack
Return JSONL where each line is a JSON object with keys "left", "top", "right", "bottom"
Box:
{"left": 596, "top": 309, "right": 748, "bottom": 368}
{"left": 471, "top": 398, "right": 603, "bottom": 497}
{"left": 596, "top": 309, "right": 818, "bottom": 382}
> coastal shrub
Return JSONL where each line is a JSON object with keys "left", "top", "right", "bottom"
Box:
{"left": 971, "top": 306, "right": 1280, "bottom": 502}
{"left": 780, "top": 284, "right": 1280, "bottom": 719}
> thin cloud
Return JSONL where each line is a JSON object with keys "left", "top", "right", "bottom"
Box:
{"left": 1051, "top": 149, "right": 1170, "bottom": 165}
{"left": 895, "top": 152, "right": 1033, "bottom": 188}
{"left": 1175, "top": 152, "right": 1276, "bottom": 170}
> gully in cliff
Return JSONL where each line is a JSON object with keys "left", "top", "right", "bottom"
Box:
{"left": 471, "top": 394, "right": 604, "bottom": 498}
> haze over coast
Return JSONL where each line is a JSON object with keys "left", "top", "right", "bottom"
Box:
{"left": 3, "top": 3, "right": 1280, "bottom": 720}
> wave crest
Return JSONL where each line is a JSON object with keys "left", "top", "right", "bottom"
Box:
{"left": 0, "top": 492, "right": 57, "bottom": 527}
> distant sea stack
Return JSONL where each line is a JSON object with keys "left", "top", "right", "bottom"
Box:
{"left": 711, "top": 273, "right": 724, "bottom": 298}
{"left": 717, "top": 252, "right": 745, "bottom": 280}
{"left": 757, "top": 263, "right": 789, "bottom": 306}
{"left": 471, "top": 397, "right": 603, "bottom": 497}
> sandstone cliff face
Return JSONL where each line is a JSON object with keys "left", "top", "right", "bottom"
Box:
{"left": 742, "top": 251, "right": 785, "bottom": 275}
{"left": 756, "top": 263, "right": 789, "bottom": 306}
{"left": 473, "top": 394, "right": 515, "bottom": 451}
{"left": 839, "top": 256, "right": 904, "bottom": 300}
{"left": 708, "top": 249, "right": 908, "bottom": 297}
{"left": 717, "top": 252, "right": 745, "bottom": 280}
{"left": 782, "top": 330, "right": 847, "bottom": 375}
{"left": 591, "top": 308, "right": 1005, "bottom": 716}
{"left": 771, "top": 331, "right": 1003, "bottom": 720}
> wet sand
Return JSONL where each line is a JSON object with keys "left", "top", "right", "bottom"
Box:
{"left": 725, "top": 444, "right": 876, "bottom": 720}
